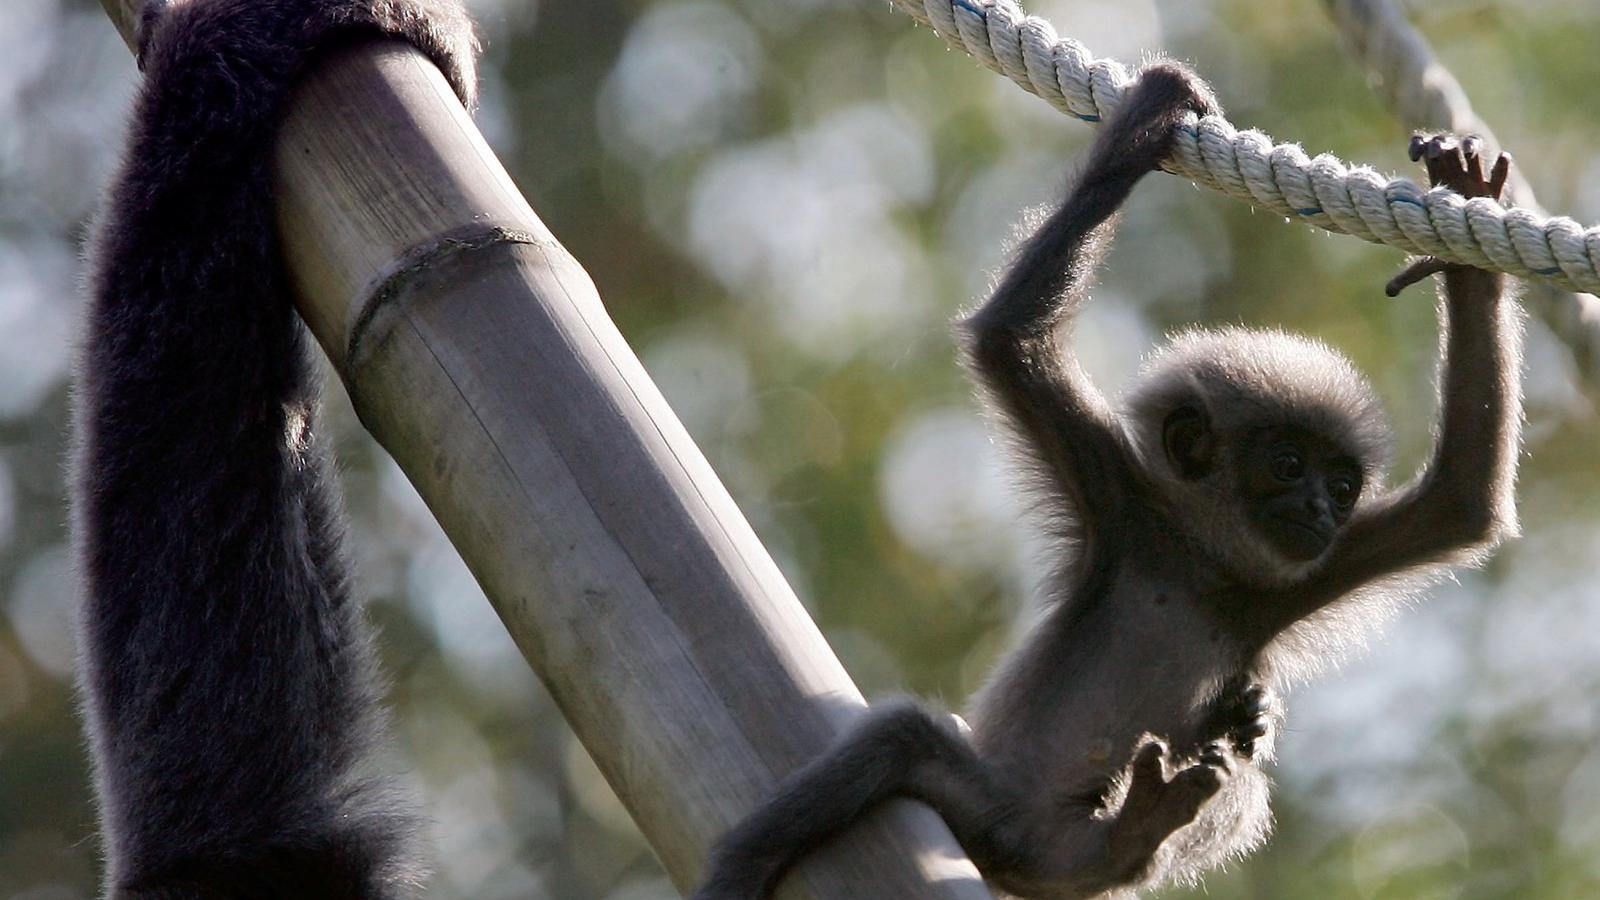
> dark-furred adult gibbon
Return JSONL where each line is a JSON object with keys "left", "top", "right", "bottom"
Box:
{"left": 74, "top": 1, "right": 476, "bottom": 896}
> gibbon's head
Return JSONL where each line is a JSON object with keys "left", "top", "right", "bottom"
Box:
{"left": 1123, "top": 327, "right": 1393, "bottom": 585}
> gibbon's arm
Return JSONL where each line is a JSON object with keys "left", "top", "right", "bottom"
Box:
{"left": 75, "top": 1, "right": 474, "bottom": 896}
{"left": 960, "top": 63, "right": 1219, "bottom": 540}
{"left": 1291, "top": 137, "right": 1523, "bottom": 619}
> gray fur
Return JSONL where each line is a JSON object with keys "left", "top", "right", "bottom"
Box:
{"left": 1121, "top": 326, "right": 1395, "bottom": 589}
{"left": 1123, "top": 326, "right": 1393, "bottom": 481}
{"left": 693, "top": 62, "right": 1522, "bottom": 900}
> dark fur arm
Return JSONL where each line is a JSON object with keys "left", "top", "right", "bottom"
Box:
{"left": 74, "top": 2, "right": 474, "bottom": 896}
{"left": 1288, "top": 266, "right": 1521, "bottom": 616}
{"left": 961, "top": 64, "right": 1218, "bottom": 541}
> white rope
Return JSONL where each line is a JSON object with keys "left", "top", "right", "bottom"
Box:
{"left": 889, "top": 0, "right": 1600, "bottom": 295}
{"left": 1321, "top": 0, "right": 1600, "bottom": 382}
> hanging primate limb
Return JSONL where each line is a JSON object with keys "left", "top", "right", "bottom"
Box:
{"left": 74, "top": 2, "right": 475, "bottom": 897}
{"left": 693, "top": 60, "right": 1522, "bottom": 900}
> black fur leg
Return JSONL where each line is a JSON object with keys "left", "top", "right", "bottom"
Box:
{"left": 77, "top": 1, "right": 478, "bottom": 896}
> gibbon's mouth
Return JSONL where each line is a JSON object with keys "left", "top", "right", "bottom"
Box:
{"left": 1272, "top": 515, "right": 1333, "bottom": 559}
{"left": 1280, "top": 515, "right": 1331, "bottom": 538}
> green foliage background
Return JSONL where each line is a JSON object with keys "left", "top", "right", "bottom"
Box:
{"left": 1, "top": 1, "right": 1598, "bottom": 897}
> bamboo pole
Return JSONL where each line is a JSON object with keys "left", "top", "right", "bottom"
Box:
{"left": 97, "top": 5, "right": 990, "bottom": 898}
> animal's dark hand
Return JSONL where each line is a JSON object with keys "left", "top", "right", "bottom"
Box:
{"left": 1206, "top": 682, "right": 1274, "bottom": 759}
{"left": 1411, "top": 133, "right": 1512, "bottom": 201}
{"left": 1386, "top": 134, "right": 1515, "bottom": 295}
{"left": 1086, "top": 61, "right": 1220, "bottom": 183}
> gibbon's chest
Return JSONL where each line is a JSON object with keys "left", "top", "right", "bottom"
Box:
{"left": 1093, "top": 574, "right": 1240, "bottom": 724}
{"left": 977, "top": 569, "right": 1248, "bottom": 792}
{"left": 1103, "top": 571, "right": 1244, "bottom": 713}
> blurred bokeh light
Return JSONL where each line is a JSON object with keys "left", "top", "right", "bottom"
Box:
{"left": 2, "top": 0, "right": 1598, "bottom": 897}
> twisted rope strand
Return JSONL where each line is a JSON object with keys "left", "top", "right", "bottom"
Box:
{"left": 1321, "top": 0, "right": 1600, "bottom": 383}
{"left": 890, "top": 0, "right": 1600, "bottom": 295}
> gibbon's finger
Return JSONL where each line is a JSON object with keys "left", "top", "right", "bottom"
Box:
{"left": 1132, "top": 741, "right": 1169, "bottom": 784}
{"left": 1490, "top": 153, "right": 1513, "bottom": 201}
{"left": 1446, "top": 138, "right": 1468, "bottom": 178}
{"left": 1386, "top": 256, "right": 1451, "bottom": 297}
{"left": 1423, "top": 135, "right": 1466, "bottom": 188}
{"left": 1241, "top": 685, "right": 1270, "bottom": 716}
{"left": 1421, "top": 137, "right": 1448, "bottom": 186}
{"left": 1464, "top": 137, "right": 1486, "bottom": 189}
{"left": 1199, "top": 742, "right": 1236, "bottom": 776}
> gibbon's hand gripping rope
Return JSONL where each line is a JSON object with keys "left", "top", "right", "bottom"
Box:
{"left": 1319, "top": 0, "right": 1600, "bottom": 383}
{"left": 890, "top": 0, "right": 1600, "bottom": 295}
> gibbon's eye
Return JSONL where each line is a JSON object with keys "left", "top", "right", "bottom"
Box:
{"left": 1270, "top": 451, "right": 1304, "bottom": 481}
{"left": 1328, "top": 476, "right": 1359, "bottom": 510}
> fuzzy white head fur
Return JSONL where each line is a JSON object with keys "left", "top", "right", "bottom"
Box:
{"left": 1121, "top": 327, "right": 1393, "bottom": 585}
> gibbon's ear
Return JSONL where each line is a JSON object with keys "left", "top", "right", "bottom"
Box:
{"left": 1163, "top": 405, "right": 1214, "bottom": 480}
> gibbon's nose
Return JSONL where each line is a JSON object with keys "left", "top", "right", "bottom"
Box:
{"left": 1304, "top": 493, "right": 1331, "bottom": 519}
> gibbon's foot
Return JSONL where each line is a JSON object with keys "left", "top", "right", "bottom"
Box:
{"left": 1118, "top": 741, "right": 1228, "bottom": 842}
{"left": 1386, "top": 133, "right": 1514, "bottom": 296}
{"left": 1099, "top": 740, "right": 1232, "bottom": 883}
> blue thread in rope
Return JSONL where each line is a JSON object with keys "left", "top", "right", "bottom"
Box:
{"left": 1536, "top": 266, "right": 1562, "bottom": 275}
{"left": 929, "top": 4, "right": 1504, "bottom": 276}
